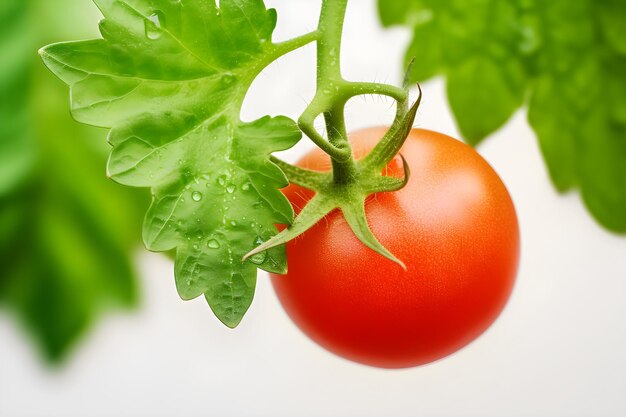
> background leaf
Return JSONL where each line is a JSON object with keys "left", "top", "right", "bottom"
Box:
{"left": 40, "top": 0, "right": 302, "bottom": 327}
{"left": 0, "top": 0, "right": 147, "bottom": 362}
{"left": 0, "top": 0, "right": 36, "bottom": 196}
{"left": 379, "top": 0, "right": 626, "bottom": 232}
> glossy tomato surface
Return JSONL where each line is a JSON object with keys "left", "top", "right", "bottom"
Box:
{"left": 271, "top": 128, "right": 519, "bottom": 368}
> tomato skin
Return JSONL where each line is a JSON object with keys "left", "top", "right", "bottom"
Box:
{"left": 271, "top": 128, "right": 519, "bottom": 368}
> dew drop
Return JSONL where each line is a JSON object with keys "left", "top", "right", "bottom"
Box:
{"left": 230, "top": 220, "right": 238, "bottom": 227}
{"left": 249, "top": 251, "right": 267, "bottom": 265}
{"left": 145, "top": 11, "right": 165, "bottom": 40}
{"left": 193, "top": 244, "right": 199, "bottom": 250}
{"left": 226, "top": 184, "right": 236, "bottom": 193}
{"left": 242, "top": 183, "right": 251, "bottom": 191}
{"left": 192, "top": 191, "right": 203, "bottom": 202}
{"left": 217, "top": 175, "right": 227, "bottom": 186}
{"left": 207, "top": 239, "right": 220, "bottom": 249}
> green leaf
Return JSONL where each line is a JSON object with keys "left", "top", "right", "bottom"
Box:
{"left": 447, "top": 57, "right": 526, "bottom": 145}
{"left": 0, "top": 0, "right": 36, "bottom": 196}
{"left": 527, "top": 75, "right": 578, "bottom": 191}
{"left": 380, "top": 0, "right": 626, "bottom": 233}
{"left": 0, "top": 0, "right": 147, "bottom": 362}
{"left": 377, "top": 0, "right": 421, "bottom": 27}
{"left": 598, "top": 0, "right": 626, "bottom": 55}
{"left": 40, "top": 0, "right": 304, "bottom": 326}
{"left": 402, "top": 18, "right": 444, "bottom": 82}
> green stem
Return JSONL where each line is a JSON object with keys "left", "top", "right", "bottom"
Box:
{"left": 341, "top": 82, "right": 406, "bottom": 102}
{"left": 324, "top": 107, "right": 356, "bottom": 184}
{"left": 317, "top": 0, "right": 347, "bottom": 83}
{"left": 316, "top": 0, "right": 356, "bottom": 184}
{"left": 246, "top": 0, "right": 415, "bottom": 268}
{"left": 295, "top": 0, "right": 410, "bottom": 184}
{"left": 298, "top": 108, "right": 350, "bottom": 161}
{"left": 269, "top": 30, "right": 319, "bottom": 62}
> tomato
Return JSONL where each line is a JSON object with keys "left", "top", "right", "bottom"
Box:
{"left": 271, "top": 127, "right": 520, "bottom": 368}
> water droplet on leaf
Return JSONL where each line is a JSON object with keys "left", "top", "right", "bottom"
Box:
{"left": 226, "top": 184, "right": 236, "bottom": 193}
{"left": 207, "top": 239, "right": 220, "bottom": 249}
{"left": 192, "top": 191, "right": 203, "bottom": 202}
{"left": 249, "top": 251, "right": 267, "bottom": 265}
{"left": 145, "top": 11, "right": 165, "bottom": 40}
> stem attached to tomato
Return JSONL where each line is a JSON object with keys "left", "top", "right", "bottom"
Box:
{"left": 246, "top": 0, "right": 423, "bottom": 268}
{"left": 296, "top": 0, "right": 410, "bottom": 185}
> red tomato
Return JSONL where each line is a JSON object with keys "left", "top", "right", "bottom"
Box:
{"left": 271, "top": 128, "right": 520, "bottom": 368}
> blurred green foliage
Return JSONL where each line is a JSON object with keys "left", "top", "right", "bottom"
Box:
{"left": 0, "top": 0, "right": 147, "bottom": 362}
{"left": 379, "top": 0, "right": 626, "bottom": 233}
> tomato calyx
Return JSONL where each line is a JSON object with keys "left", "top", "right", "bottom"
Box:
{"left": 243, "top": 88, "right": 421, "bottom": 268}
{"left": 242, "top": 0, "right": 423, "bottom": 269}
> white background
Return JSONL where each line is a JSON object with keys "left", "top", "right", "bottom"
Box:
{"left": 2, "top": 1, "right": 626, "bottom": 416}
